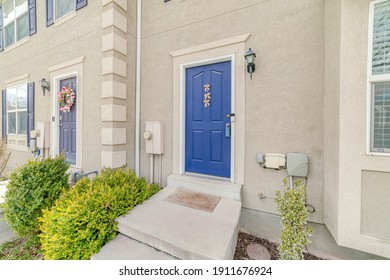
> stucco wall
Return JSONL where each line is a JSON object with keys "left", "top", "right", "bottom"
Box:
{"left": 0, "top": 1, "right": 103, "bottom": 172}
{"left": 336, "top": 0, "right": 390, "bottom": 258}
{"left": 139, "top": 0, "right": 325, "bottom": 223}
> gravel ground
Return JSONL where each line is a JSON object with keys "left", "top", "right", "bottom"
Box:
{"left": 234, "top": 232, "right": 323, "bottom": 260}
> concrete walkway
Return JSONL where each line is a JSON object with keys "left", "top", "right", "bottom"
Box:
{"left": 0, "top": 214, "right": 16, "bottom": 244}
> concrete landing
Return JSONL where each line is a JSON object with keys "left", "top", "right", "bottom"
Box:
{"left": 91, "top": 234, "right": 176, "bottom": 260}
{"left": 167, "top": 174, "right": 242, "bottom": 201}
{"left": 117, "top": 187, "right": 241, "bottom": 260}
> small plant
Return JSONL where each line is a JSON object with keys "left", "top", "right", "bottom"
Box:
{"left": 274, "top": 178, "right": 312, "bottom": 260}
{"left": 3, "top": 154, "right": 69, "bottom": 236}
{"left": 39, "top": 168, "right": 159, "bottom": 260}
{"left": 0, "top": 138, "right": 11, "bottom": 178}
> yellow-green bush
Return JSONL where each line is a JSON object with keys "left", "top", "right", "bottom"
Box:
{"left": 274, "top": 179, "right": 312, "bottom": 260}
{"left": 3, "top": 155, "right": 69, "bottom": 236}
{"left": 39, "top": 168, "right": 159, "bottom": 260}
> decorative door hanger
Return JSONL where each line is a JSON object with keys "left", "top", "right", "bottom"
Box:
{"left": 203, "top": 84, "right": 211, "bottom": 108}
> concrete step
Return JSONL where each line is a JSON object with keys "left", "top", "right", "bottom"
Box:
{"left": 167, "top": 174, "right": 242, "bottom": 201}
{"left": 117, "top": 186, "right": 241, "bottom": 260}
{"left": 91, "top": 234, "right": 176, "bottom": 260}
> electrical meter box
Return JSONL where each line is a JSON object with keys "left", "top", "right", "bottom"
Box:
{"left": 287, "top": 153, "right": 309, "bottom": 177}
{"left": 264, "top": 153, "right": 286, "bottom": 169}
{"left": 145, "top": 121, "right": 164, "bottom": 155}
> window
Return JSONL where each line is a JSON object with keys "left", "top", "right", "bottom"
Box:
{"left": 369, "top": 0, "right": 390, "bottom": 153}
{"left": 6, "top": 84, "right": 27, "bottom": 135}
{"left": 55, "top": 0, "right": 75, "bottom": 20}
{"left": 46, "top": 0, "right": 87, "bottom": 27}
{"left": 0, "top": 0, "right": 36, "bottom": 51}
{"left": 2, "top": 0, "right": 29, "bottom": 48}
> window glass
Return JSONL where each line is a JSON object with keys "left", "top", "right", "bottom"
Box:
{"left": 16, "top": 13, "right": 29, "bottom": 41}
{"left": 56, "top": 0, "right": 75, "bottom": 20}
{"left": 7, "top": 88, "right": 16, "bottom": 111}
{"left": 17, "top": 86, "right": 27, "bottom": 109}
{"left": 15, "top": 0, "right": 28, "bottom": 18}
{"left": 3, "top": 0, "right": 15, "bottom": 25}
{"left": 372, "top": 1, "right": 390, "bottom": 75}
{"left": 372, "top": 82, "right": 390, "bottom": 151}
{"left": 7, "top": 112, "right": 16, "bottom": 135}
{"left": 5, "top": 22, "right": 15, "bottom": 48}
{"left": 17, "top": 111, "right": 27, "bottom": 135}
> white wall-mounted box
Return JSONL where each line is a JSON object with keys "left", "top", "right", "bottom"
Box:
{"left": 36, "top": 122, "right": 50, "bottom": 148}
{"left": 264, "top": 153, "right": 286, "bottom": 169}
{"left": 145, "top": 121, "right": 164, "bottom": 155}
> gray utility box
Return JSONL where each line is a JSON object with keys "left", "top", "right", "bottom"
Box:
{"left": 287, "top": 153, "right": 309, "bottom": 177}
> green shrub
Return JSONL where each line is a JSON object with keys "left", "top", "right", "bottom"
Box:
{"left": 3, "top": 155, "right": 69, "bottom": 236}
{"left": 274, "top": 179, "right": 313, "bottom": 260}
{"left": 39, "top": 168, "right": 160, "bottom": 260}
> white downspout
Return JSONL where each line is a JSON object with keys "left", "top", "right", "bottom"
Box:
{"left": 135, "top": 0, "right": 142, "bottom": 176}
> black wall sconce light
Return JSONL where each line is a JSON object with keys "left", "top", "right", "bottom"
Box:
{"left": 39, "top": 78, "right": 50, "bottom": 96}
{"left": 245, "top": 48, "right": 256, "bottom": 79}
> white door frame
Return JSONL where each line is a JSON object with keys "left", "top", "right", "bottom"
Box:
{"left": 170, "top": 34, "right": 249, "bottom": 185}
{"left": 51, "top": 72, "right": 79, "bottom": 167}
{"left": 49, "top": 56, "right": 85, "bottom": 169}
{"left": 180, "top": 55, "right": 235, "bottom": 182}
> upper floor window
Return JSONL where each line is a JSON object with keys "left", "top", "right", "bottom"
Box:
{"left": 46, "top": 0, "right": 87, "bottom": 27}
{"left": 0, "top": 0, "right": 36, "bottom": 51}
{"left": 55, "top": 0, "right": 76, "bottom": 20}
{"left": 369, "top": 0, "right": 390, "bottom": 154}
{"left": 2, "top": 0, "right": 29, "bottom": 48}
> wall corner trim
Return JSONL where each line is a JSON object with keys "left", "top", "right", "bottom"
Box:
{"left": 169, "top": 33, "right": 251, "bottom": 58}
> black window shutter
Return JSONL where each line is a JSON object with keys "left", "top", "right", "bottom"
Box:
{"left": 28, "top": 0, "right": 37, "bottom": 35}
{"left": 2, "top": 89, "right": 6, "bottom": 138}
{"left": 0, "top": 4, "right": 4, "bottom": 52}
{"left": 76, "top": 0, "right": 88, "bottom": 10}
{"left": 46, "top": 0, "right": 54, "bottom": 27}
{"left": 27, "top": 83, "right": 35, "bottom": 147}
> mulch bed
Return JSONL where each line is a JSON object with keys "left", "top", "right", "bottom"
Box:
{"left": 234, "top": 232, "right": 323, "bottom": 260}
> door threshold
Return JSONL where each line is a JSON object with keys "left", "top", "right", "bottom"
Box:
{"left": 183, "top": 172, "right": 231, "bottom": 182}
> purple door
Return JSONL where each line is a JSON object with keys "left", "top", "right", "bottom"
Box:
{"left": 59, "top": 77, "right": 77, "bottom": 164}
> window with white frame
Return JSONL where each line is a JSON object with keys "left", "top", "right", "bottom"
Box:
{"left": 2, "top": 0, "right": 29, "bottom": 48}
{"left": 55, "top": 0, "right": 76, "bottom": 20}
{"left": 6, "top": 84, "right": 27, "bottom": 135}
{"left": 369, "top": 0, "right": 390, "bottom": 153}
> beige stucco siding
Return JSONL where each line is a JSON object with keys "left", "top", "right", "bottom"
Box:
{"left": 139, "top": 0, "right": 325, "bottom": 223}
{"left": 0, "top": 1, "right": 103, "bottom": 172}
{"left": 336, "top": 0, "right": 390, "bottom": 257}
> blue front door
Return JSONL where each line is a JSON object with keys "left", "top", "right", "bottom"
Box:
{"left": 59, "top": 77, "right": 77, "bottom": 165}
{"left": 185, "top": 61, "right": 231, "bottom": 178}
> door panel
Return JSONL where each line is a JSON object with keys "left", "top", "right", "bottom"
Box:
{"left": 185, "top": 61, "right": 231, "bottom": 178}
{"left": 59, "top": 77, "right": 77, "bottom": 164}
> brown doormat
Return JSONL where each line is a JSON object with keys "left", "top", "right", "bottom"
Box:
{"left": 164, "top": 189, "right": 221, "bottom": 213}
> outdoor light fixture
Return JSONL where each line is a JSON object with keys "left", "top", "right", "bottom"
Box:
{"left": 245, "top": 48, "right": 256, "bottom": 79}
{"left": 39, "top": 78, "right": 50, "bottom": 96}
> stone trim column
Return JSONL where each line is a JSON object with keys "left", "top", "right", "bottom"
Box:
{"left": 101, "top": 0, "right": 128, "bottom": 168}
